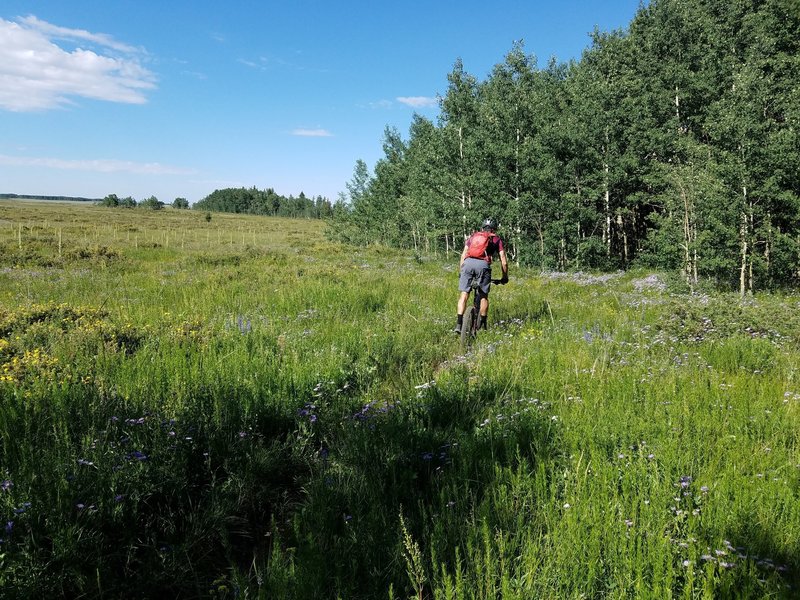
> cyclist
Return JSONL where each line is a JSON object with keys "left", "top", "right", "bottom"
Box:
{"left": 454, "top": 218, "right": 509, "bottom": 334}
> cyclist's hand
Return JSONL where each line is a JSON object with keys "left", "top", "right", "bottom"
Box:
{"left": 500, "top": 275, "right": 509, "bottom": 285}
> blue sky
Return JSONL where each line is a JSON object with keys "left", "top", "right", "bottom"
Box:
{"left": 1, "top": 1, "right": 644, "bottom": 204}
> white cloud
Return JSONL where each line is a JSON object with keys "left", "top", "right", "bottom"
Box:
{"left": 18, "top": 15, "right": 143, "bottom": 54}
{"left": 291, "top": 128, "right": 333, "bottom": 137}
{"left": 0, "top": 16, "right": 156, "bottom": 111}
{"left": 365, "top": 99, "right": 393, "bottom": 109}
{"left": 0, "top": 154, "right": 196, "bottom": 176}
{"left": 396, "top": 96, "right": 438, "bottom": 108}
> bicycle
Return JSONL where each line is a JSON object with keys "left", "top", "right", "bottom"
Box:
{"left": 460, "top": 277, "right": 504, "bottom": 348}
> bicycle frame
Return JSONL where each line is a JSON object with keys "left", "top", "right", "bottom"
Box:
{"left": 460, "top": 278, "right": 501, "bottom": 347}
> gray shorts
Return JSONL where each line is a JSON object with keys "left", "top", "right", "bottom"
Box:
{"left": 459, "top": 257, "right": 492, "bottom": 295}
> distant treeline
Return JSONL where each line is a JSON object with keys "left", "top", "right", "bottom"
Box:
{"left": 333, "top": 0, "right": 800, "bottom": 293}
{"left": 194, "top": 187, "right": 336, "bottom": 219}
{"left": 1, "top": 193, "right": 99, "bottom": 202}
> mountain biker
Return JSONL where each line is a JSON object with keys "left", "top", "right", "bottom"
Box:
{"left": 454, "top": 218, "right": 509, "bottom": 334}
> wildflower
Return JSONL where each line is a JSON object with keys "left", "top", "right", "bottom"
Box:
{"left": 421, "top": 452, "right": 433, "bottom": 461}
{"left": 563, "top": 503, "right": 571, "bottom": 509}
{"left": 114, "top": 494, "right": 125, "bottom": 502}
{"left": 447, "top": 501, "right": 456, "bottom": 508}
{"left": 126, "top": 450, "right": 148, "bottom": 461}
{"left": 683, "top": 560, "right": 691, "bottom": 567}
{"left": 5, "top": 521, "right": 12, "bottom": 534}
{"left": 77, "top": 458, "right": 94, "bottom": 466}
{"left": 700, "top": 485, "right": 709, "bottom": 493}
{"left": 0, "top": 480, "right": 12, "bottom": 492}
{"left": 679, "top": 476, "right": 692, "bottom": 488}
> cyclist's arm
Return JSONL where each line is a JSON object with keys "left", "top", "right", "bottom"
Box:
{"left": 498, "top": 249, "right": 509, "bottom": 282}
{"left": 459, "top": 244, "right": 469, "bottom": 269}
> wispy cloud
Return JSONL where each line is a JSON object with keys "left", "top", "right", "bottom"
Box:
{"left": 291, "top": 128, "right": 333, "bottom": 137}
{"left": 396, "top": 96, "right": 438, "bottom": 108}
{"left": 365, "top": 99, "right": 393, "bottom": 109}
{"left": 0, "top": 154, "right": 196, "bottom": 176}
{"left": 0, "top": 16, "right": 156, "bottom": 112}
{"left": 18, "top": 15, "right": 143, "bottom": 54}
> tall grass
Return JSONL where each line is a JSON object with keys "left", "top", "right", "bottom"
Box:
{"left": 1, "top": 201, "right": 800, "bottom": 598}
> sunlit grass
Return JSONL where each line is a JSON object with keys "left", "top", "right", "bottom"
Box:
{"left": 1, "top": 200, "right": 800, "bottom": 598}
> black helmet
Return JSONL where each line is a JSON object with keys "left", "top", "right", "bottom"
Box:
{"left": 481, "top": 217, "right": 497, "bottom": 231}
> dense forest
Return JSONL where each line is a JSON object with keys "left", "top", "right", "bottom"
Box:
{"left": 194, "top": 187, "right": 335, "bottom": 219}
{"left": 333, "top": 0, "right": 800, "bottom": 293}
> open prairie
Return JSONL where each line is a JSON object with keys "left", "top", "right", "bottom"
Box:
{"left": 2, "top": 201, "right": 800, "bottom": 598}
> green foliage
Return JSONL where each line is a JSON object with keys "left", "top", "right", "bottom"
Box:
{"left": 100, "top": 194, "right": 119, "bottom": 207}
{"left": 140, "top": 196, "right": 164, "bottom": 210}
{"left": 333, "top": 0, "right": 800, "bottom": 291}
{"left": 2, "top": 203, "right": 800, "bottom": 598}
{"left": 172, "top": 197, "right": 189, "bottom": 209}
{"left": 194, "top": 187, "right": 332, "bottom": 219}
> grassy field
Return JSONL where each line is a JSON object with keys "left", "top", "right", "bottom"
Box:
{"left": 2, "top": 200, "right": 800, "bottom": 599}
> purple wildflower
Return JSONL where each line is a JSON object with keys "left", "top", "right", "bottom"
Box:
{"left": 5, "top": 521, "right": 12, "bottom": 534}
{"left": 0, "top": 480, "right": 12, "bottom": 492}
{"left": 13, "top": 502, "right": 31, "bottom": 514}
{"left": 126, "top": 450, "right": 148, "bottom": 461}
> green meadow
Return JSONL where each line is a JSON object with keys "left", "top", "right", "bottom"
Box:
{"left": 2, "top": 201, "right": 800, "bottom": 599}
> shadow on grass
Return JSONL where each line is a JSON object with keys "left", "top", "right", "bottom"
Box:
{"left": 284, "top": 374, "right": 564, "bottom": 599}
{"left": 724, "top": 520, "right": 800, "bottom": 599}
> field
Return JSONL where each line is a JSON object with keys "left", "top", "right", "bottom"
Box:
{"left": 2, "top": 201, "right": 800, "bottom": 599}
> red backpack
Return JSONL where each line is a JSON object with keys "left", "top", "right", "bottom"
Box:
{"left": 466, "top": 231, "right": 492, "bottom": 261}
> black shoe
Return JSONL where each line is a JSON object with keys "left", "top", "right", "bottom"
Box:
{"left": 452, "top": 325, "right": 461, "bottom": 335}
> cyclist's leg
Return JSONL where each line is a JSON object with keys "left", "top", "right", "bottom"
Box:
{"left": 456, "top": 262, "right": 476, "bottom": 333}
{"left": 457, "top": 290, "right": 470, "bottom": 315}
{"left": 477, "top": 264, "right": 492, "bottom": 328}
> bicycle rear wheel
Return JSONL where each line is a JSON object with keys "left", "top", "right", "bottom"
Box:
{"left": 461, "top": 306, "right": 477, "bottom": 348}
